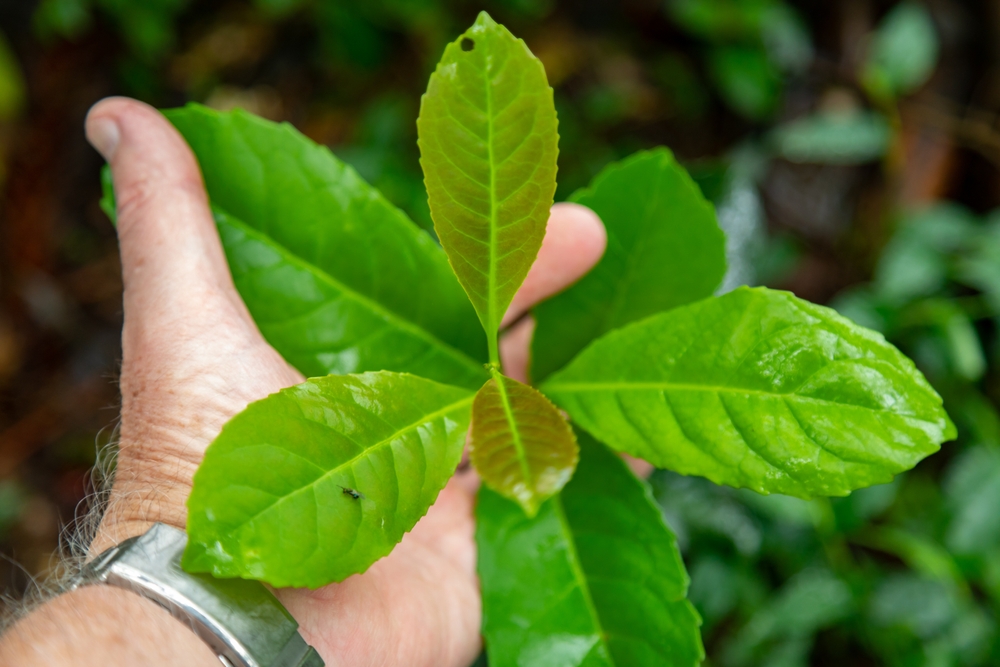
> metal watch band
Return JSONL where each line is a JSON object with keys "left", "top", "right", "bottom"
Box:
{"left": 72, "top": 523, "right": 324, "bottom": 667}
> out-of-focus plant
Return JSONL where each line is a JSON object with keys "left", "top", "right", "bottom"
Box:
{"left": 34, "top": 0, "right": 191, "bottom": 62}
{"left": 665, "top": 0, "right": 813, "bottom": 120}
{"left": 769, "top": 2, "right": 939, "bottom": 166}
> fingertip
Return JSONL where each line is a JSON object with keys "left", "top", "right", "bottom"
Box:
{"left": 549, "top": 202, "right": 607, "bottom": 262}
{"left": 502, "top": 202, "right": 607, "bottom": 326}
{"left": 85, "top": 97, "right": 159, "bottom": 162}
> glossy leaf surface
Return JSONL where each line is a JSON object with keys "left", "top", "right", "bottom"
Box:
{"left": 543, "top": 287, "right": 955, "bottom": 498}
{"left": 471, "top": 371, "right": 577, "bottom": 516}
{"left": 477, "top": 431, "right": 703, "bottom": 666}
{"left": 532, "top": 148, "right": 726, "bottom": 381}
{"left": 165, "top": 104, "right": 487, "bottom": 388}
{"left": 417, "top": 12, "right": 558, "bottom": 343}
{"left": 183, "top": 371, "right": 473, "bottom": 588}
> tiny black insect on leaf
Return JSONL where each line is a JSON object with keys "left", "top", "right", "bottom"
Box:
{"left": 338, "top": 485, "right": 365, "bottom": 500}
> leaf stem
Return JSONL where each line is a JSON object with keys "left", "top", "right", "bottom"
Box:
{"left": 488, "top": 330, "right": 500, "bottom": 368}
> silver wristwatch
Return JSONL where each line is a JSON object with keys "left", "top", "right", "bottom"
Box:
{"left": 72, "top": 523, "right": 324, "bottom": 667}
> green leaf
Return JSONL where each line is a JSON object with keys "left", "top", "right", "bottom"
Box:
{"left": 875, "top": 204, "right": 977, "bottom": 304}
{"left": 532, "top": 148, "right": 726, "bottom": 382}
{"left": 100, "top": 163, "right": 116, "bottom": 225}
{"left": 945, "top": 445, "right": 1000, "bottom": 555}
{"left": 471, "top": 371, "right": 578, "bottom": 516}
{"left": 666, "top": 0, "right": 770, "bottom": 41}
{"left": 543, "top": 286, "right": 955, "bottom": 499}
{"left": 0, "top": 31, "right": 25, "bottom": 121}
{"left": 707, "top": 45, "right": 781, "bottom": 120}
{"left": 163, "top": 104, "right": 487, "bottom": 389}
{"left": 182, "top": 371, "right": 473, "bottom": 588}
{"left": 771, "top": 110, "right": 891, "bottom": 165}
{"left": 417, "top": 11, "right": 559, "bottom": 354}
{"left": 724, "top": 569, "right": 852, "bottom": 665}
{"left": 863, "top": 2, "right": 938, "bottom": 99}
{"left": 476, "top": 431, "right": 703, "bottom": 666}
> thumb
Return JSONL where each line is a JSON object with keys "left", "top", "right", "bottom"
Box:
{"left": 85, "top": 97, "right": 249, "bottom": 333}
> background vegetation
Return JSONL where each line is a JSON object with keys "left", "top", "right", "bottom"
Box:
{"left": 1, "top": 0, "right": 999, "bottom": 664}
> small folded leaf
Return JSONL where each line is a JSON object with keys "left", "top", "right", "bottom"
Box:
{"left": 182, "top": 371, "right": 473, "bottom": 588}
{"left": 543, "top": 286, "right": 955, "bottom": 499}
{"left": 471, "top": 371, "right": 577, "bottom": 516}
{"left": 417, "top": 11, "right": 559, "bottom": 341}
{"left": 164, "top": 104, "right": 488, "bottom": 389}
{"left": 532, "top": 148, "right": 726, "bottom": 381}
{"left": 477, "top": 431, "right": 703, "bottom": 666}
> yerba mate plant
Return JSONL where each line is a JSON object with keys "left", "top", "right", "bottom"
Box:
{"left": 101, "top": 12, "right": 953, "bottom": 666}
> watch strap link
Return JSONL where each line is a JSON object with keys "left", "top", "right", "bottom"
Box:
{"left": 74, "top": 523, "right": 323, "bottom": 667}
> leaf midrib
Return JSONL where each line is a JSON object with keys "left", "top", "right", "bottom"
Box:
{"left": 218, "top": 393, "right": 475, "bottom": 541}
{"left": 492, "top": 373, "right": 535, "bottom": 502}
{"left": 542, "top": 380, "right": 935, "bottom": 421}
{"left": 552, "top": 494, "right": 616, "bottom": 666}
{"left": 484, "top": 45, "right": 500, "bottom": 357}
{"left": 218, "top": 210, "right": 487, "bottom": 382}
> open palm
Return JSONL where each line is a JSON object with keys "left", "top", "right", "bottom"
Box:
{"left": 86, "top": 97, "right": 606, "bottom": 667}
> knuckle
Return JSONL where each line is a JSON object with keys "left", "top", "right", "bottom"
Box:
{"left": 114, "top": 171, "right": 206, "bottom": 225}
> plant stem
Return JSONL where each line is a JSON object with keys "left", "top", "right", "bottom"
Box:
{"left": 488, "top": 328, "right": 500, "bottom": 369}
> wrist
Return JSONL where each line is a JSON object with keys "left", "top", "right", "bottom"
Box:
{"left": 90, "top": 437, "right": 198, "bottom": 554}
{"left": 0, "top": 584, "right": 219, "bottom": 667}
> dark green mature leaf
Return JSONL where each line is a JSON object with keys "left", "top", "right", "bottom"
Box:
{"left": 532, "top": 148, "right": 726, "bottom": 382}
{"left": 165, "top": 104, "right": 488, "bottom": 389}
{"left": 470, "top": 371, "right": 577, "bottom": 516}
{"left": 182, "top": 371, "right": 473, "bottom": 588}
{"left": 417, "top": 11, "right": 559, "bottom": 349}
{"left": 477, "top": 431, "right": 703, "bottom": 666}
{"left": 543, "top": 287, "right": 955, "bottom": 498}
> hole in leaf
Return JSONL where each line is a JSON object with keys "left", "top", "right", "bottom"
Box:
{"left": 461, "top": 38, "right": 475, "bottom": 51}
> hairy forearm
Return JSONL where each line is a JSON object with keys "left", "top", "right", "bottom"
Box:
{"left": 0, "top": 584, "right": 218, "bottom": 666}
{"left": 0, "top": 435, "right": 211, "bottom": 666}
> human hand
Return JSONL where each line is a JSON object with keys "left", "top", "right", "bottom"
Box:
{"left": 84, "top": 98, "right": 607, "bottom": 666}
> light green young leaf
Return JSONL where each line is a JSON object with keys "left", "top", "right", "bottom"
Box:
{"left": 182, "top": 371, "right": 473, "bottom": 588}
{"left": 771, "top": 110, "right": 891, "bottom": 165}
{"left": 417, "top": 11, "right": 559, "bottom": 356}
{"left": 162, "top": 104, "right": 487, "bottom": 389}
{"left": 543, "top": 287, "right": 955, "bottom": 499}
{"left": 863, "top": 2, "right": 938, "bottom": 99}
{"left": 532, "top": 148, "right": 726, "bottom": 382}
{"left": 477, "top": 431, "right": 703, "bottom": 667}
{"left": 471, "top": 371, "right": 578, "bottom": 517}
